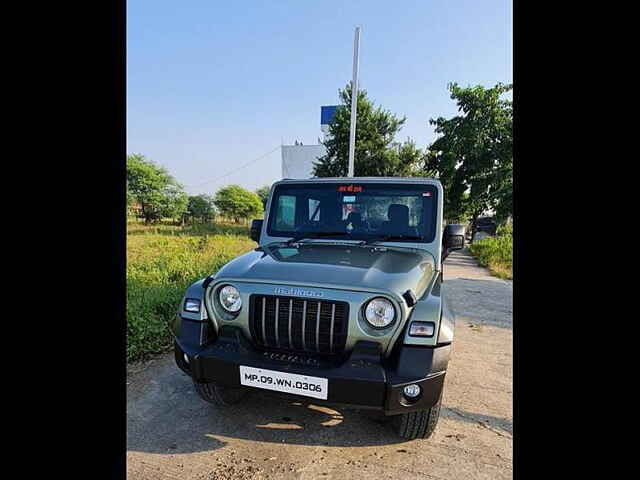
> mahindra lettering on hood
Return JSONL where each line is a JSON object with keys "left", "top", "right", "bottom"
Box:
{"left": 274, "top": 287, "right": 323, "bottom": 298}
{"left": 170, "top": 177, "right": 464, "bottom": 440}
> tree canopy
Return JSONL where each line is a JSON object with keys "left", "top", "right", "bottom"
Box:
{"left": 214, "top": 185, "right": 264, "bottom": 223}
{"left": 313, "top": 83, "right": 422, "bottom": 177}
{"left": 424, "top": 82, "right": 513, "bottom": 226}
{"left": 186, "top": 194, "right": 216, "bottom": 222}
{"left": 126, "top": 154, "right": 188, "bottom": 223}
{"left": 255, "top": 185, "right": 271, "bottom": 209}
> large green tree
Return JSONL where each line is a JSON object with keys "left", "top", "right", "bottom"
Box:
{"left": 126, "top": 154, "right": 188, "bottom": 223}
{"left": 214, "top": 185, "right": 264, "bottom": 223}
{"left": 424, "top": 82, "right": 513, "bottom": 233}
{"left": 313, "top": 83, "right": 422, "bottom": 177}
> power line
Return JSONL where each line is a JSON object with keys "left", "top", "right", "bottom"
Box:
{"left": 185, "top": 145, "right": 281, "bottom": 190}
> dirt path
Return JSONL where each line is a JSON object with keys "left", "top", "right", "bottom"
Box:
{"left": 127, "top": 248, "right": 513, "bottom": 479}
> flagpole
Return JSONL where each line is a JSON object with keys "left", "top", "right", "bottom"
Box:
{"left": 347, "top": 26, "right": 361, "bottom": 178}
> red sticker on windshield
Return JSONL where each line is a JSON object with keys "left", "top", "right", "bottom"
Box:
{"left": 338, "top": 185, "right": 363, "bottom": 193}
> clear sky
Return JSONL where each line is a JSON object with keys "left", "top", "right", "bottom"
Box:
{"left": 127, "top": 0, "right": 512, "bottom": 195}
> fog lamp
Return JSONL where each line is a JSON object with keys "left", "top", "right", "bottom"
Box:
{"left": 183, "top": 353, "right": 189, "bottom": 364}
{"left": 403, "top": 384, "right": 421, "bottom": 398}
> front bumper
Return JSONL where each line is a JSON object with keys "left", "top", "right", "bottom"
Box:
{"left": 174, "top": 324, "right": 449, "bottom": 415}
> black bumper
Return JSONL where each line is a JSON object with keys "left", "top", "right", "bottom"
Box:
{"left": 175, "top": 324, "right": 449, "bottom": 415}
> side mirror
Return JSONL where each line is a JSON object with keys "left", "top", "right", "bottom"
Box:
{"left": 444, "top": 224, "right": 465, "bottom": 250}
{"left": 250, "top": 219, "right": 263, "bottom": 243}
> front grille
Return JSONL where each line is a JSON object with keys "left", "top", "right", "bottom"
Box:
{"left": 249, "top": 295, "right": 349, "bottom": 356}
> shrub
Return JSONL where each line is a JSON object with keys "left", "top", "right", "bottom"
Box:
{"left": 469, "top": 225, "right": 512, "bottom": 280}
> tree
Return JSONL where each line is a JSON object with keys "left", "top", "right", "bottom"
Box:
{"left": 313, "top": 83, "right": 421, "bottom": 177}
{"left": 424, "top": 82, "right": 513, "bottom": 236}
{"left": 160, "top": 183, "right": 189, "bottom": 224}
{"left": 126, "top": 154, "right": 188, "bottom": 223}
{"left": 187, "top": 194, "right": 216, "bottom": 223}
{"left": 255, "top": 185, "right": 271, "bottom": 209}
{"left": 396, "top": 139, "right": 425, "bottom": 177}
{"left": 492, "top": 173, "right": 512, "bottom": 224}
{"left": 214, "top": 185, "right": 264, "bottom": 223}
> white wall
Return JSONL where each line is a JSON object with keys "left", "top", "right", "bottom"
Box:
{"left": 281, "top": 144, "right": 327, "bottom": 179}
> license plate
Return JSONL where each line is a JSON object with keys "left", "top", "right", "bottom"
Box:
{"left": 239, "top": 366, "right": 328, "bottom": 400}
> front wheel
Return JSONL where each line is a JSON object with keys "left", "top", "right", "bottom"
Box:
{"left": 392, "top": 394, "right": 443, "bottom": 440}
{"left": 193, "top": 380, "right": 248, "bottom": 406}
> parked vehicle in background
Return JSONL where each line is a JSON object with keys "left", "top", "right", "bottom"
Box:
{"left": 473, "top": 217, "right": 497, "bottom": 236}
{"left": 170, "top": 177, "right": 464, "bottom": 440}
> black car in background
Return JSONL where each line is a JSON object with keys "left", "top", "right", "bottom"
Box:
{"left": 473, "top": 217, "right": 497, "bottom": 236}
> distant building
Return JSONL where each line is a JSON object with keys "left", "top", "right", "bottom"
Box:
{"left": 281, "top": 105, "right": 337, "bottom": 179}
{"left": 281, "top": 144, "right": 327, "bottom": 178}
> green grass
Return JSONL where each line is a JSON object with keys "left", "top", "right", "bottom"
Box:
{"left": 127, "top": 220, "right": 256, "bottom": 362}
{"left": 468, "top": 223, "right": 513, "bottom": 280}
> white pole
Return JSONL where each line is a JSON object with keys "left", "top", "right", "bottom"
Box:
{"left": 347, "top": 26, "right": 361, "bottom": 178}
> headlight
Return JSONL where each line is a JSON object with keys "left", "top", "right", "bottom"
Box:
{"left": 219, "top": 285, "right": 242, "bottom": 313}
{"left": 184, "top": 298, "right": 201, "bottom": 313}
{"left": 364, "top": 297, "right": 396, "bottom": 328}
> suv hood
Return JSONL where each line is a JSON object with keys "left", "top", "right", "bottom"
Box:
{"left": 214, "top": 242, "right": 436, "bottom": 300}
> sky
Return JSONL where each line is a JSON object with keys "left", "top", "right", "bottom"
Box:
{"left": 127, "top": 0, "right": 512, "bottom": 195}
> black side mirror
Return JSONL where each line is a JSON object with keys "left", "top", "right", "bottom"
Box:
{"left": 444, "top": 224, "right": 465, "bottom": 250}
{"left": 250, "top": 219, "right": 263, "bottom": 243}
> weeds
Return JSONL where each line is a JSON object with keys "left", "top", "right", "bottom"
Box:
{"left": 127, "top": 221, "right": 255, "bottom": 362}
{"left": 468, "top": 223, "right": 512, "bottom": 280}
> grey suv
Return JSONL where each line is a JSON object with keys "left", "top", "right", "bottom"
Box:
{"left": 170, "top": 177, "right": 463, "bottom": 440}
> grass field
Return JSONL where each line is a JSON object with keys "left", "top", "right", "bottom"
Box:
{"left": 468, "top": 223, "right": 513, "bottom": 280}
{"left": 127, "top": 220, "right": 256, "bottom": 362}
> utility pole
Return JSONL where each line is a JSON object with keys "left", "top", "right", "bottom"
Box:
{"left": 347, "top": 26, "right": 361, "bottom": 178}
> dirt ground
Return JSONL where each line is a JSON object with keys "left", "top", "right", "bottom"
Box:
{"left": 127, "top": 247, "right": 513, "bottom": 479}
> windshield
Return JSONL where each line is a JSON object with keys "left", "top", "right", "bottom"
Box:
{"left": 266, "top": 182, "right": 438, "bottom": 243}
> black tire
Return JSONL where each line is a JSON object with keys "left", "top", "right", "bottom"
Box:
{"left": 193, "top": 380, "right": 248, "bottom": 406}
{"left": 392, "top": 394, "right": 443, "bottom": 440}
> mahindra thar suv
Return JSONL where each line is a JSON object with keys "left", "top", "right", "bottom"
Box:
{"left": 170, "top": 177, "right": 464, "bottom": 440}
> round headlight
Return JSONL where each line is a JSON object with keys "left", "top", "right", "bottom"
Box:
{"left": 219, "top": 285, "right": 242, "bottom": 313}
{"left": 364, "top": 297, "right": 396, "bottom": 328}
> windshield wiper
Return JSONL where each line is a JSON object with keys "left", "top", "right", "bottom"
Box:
{"left": 286, "top": 232, "right": 351, "bottom": 245}
{"left": 364, "top": 234, "right": 424, "bottom": 245}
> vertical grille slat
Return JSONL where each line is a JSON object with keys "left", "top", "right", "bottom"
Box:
{"left": 261, "top": 297, "right": 266, "bottom": 345}
{"left": 315, "top": 301, "right": 321, "bottom": 352}
{"left": 329, "top": 303, "right": 336, "bottom": 354}
{"left": 302, "top": 300, "right": 307, "bottom": 350}
{"left": 274, "top": 298, "right": 280, "bottom": 347}
{"left": 249, "top": 295, "right": 349, "bottom": 356}
{"left": 288, "top": 299, "right": 293, "bottom": 349}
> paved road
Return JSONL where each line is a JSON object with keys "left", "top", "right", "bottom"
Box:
{"left": 127, "top": 248, "right": 513, "bottom": 479}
